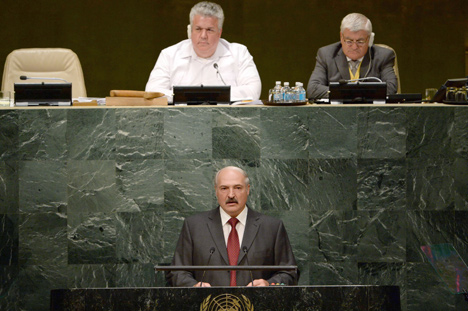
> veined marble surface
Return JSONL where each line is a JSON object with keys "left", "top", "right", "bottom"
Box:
{"left": 1, "top": 106, "right": 467, "bottom": 310}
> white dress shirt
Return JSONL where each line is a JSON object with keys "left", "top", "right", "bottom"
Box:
{"left": 219, "top": 206, "right": 248, "bottom": 246}
{"left": 145, "top": 39, "right": 262, "bottom": 103}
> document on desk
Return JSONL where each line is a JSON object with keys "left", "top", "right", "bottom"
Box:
{"left": 76, "top": 97, "right": 106, "bottom": 105}
{"left": 231, "top": 99, "right": 264, "bottom": 106}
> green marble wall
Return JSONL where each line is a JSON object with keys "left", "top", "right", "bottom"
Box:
{"left": 1, "top": 106, "right": 468, "bottom": 310}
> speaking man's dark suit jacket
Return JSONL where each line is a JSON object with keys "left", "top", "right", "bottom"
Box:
{"left": 307, "top": 42, "right": 398, "bottom": 100}
{"left": 167, "top": 207, "right": 299, "bottom": 287}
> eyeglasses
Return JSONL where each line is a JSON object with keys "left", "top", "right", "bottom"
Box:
{"left": 343, "top": 38, "right": 368, "bottom": 47}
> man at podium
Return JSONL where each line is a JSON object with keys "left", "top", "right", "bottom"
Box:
{"left": 145, "top": 1, "right": 261, "bottom": 103}
{"left": 167, "top": 166, "right": 298, "bottom": 287}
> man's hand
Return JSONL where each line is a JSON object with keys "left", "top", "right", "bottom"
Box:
{"left": 246, "top": 279, "right": 270, "bottom": 287}
{"left": 194, "top": 282, "right": 212, "bottom": 287}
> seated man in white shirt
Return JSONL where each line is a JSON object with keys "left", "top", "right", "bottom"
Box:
{"left": 145, "top": 1, "right": 262, "bottom": 103}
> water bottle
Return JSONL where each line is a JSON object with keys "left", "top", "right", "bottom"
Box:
{"left": 270, "top": 81, "right": 282, "bottom": 103}
{"left": 295, "top": 82, "right": 306, "bottom": 103}
{"left": 282, "top": 82, "right": 293, "bottom": 103}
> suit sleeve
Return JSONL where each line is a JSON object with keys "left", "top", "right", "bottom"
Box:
{"left": 266, "top": 220, "right": 299, "bottom": 285}
{"left": 307, "top": 48, "right": 331, "bottom": 100}
{"left": 166, "top": 219, "right": 199, "bottom": 287}
{"left": 379, "top": 49, "right": 398, "bottom": 95}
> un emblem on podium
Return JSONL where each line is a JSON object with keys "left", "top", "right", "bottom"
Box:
{"left": 200, "top": 294, "right": 254, "bottom": 311}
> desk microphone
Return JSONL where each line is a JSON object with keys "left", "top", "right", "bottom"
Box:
{"left": 20, "top": 75, "right": 69, "bottom": 83}
{"left": 242, "top": 246, "right": 255, "bottom": 286}
{"left": 338, "top": 77, "right": 383, "bottom": 84}
{"left": 213, "top": 63, "right": 227, "bottom": 85}
{"left": 200, "top": 247, "right": 215, "bottom": 287}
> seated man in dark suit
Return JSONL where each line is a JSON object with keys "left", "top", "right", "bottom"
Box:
{"left": 307, "top": 13, "right": 398, "bottom": 100}
{"left": 167, "top": 166, "right": 299, "bottom": 287}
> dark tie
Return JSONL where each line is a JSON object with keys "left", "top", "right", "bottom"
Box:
{"left": 227, "top": 217, "right": 240, "bottom": 286}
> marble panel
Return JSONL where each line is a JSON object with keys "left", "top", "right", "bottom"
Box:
{"left": 308, "top": 159, "right": 357, "bottom": 211}
{"left": 0, "top": 265, "right": 19, "bottom": 311}
{"left": 453, "top": 158, "right": 468, "bottom": 210}
{"left": 356, "top": 211, "right": 406, "bottom": 262}
{"left": 406, "top": 211, "right": 455, "bottom": 262}
{"left": 264, "top": 210, "right": 310, "bottom": 285}
{"left": 163, "top": 108, "right": 212, "bottom": 159}
{"left": 0, "top": 110, "right": 19, "bottom": 160}
{"left": 68, "top": 213, "right": 117, "bottom": 264}
{"left": 17, "top": 264, "right": 68, "bottom": 311}
{"left": 309, "top": 210, "right": 360, "bottom": 262}
{"left": 406, "top": 262, "right": 455, "bottom": 311}
{"left": 115, "top": 211, "right": 164, "bottom": 264}
{"left": 357, "top": 107, "right": 406, "bottom": 159}
{"left": 115, "top": 263, "right": 157, "bottom": 287}
{"left": 258, "top": 159, "right": 310, "bottom": 211}
{"left": 309, "top": 261, "right": 359, "bottom": 285}
{"left": 115, "top": 108, "right": 164, "bottom": 160}
{"left": 406, "top": 158, "right": 454, "bottom": 210}
{"left": 308, "top": 107, "right": 357, "bottom": 159}
{"left": 260, "top": 107, "right": 309, "bottom": 159}
{"left": 0, "top": 161, "right": 19, "bottom": 214}
{"left": 66, "top": 109, "right": 116, "bottom": 160}
{"left": 19, "top": 212, "right": 67, "bottom": 266}
{"left": 0, "top": 214, "right": 18, "bottom": 265}
{"left": 67, "top": 160, "right": 137, "bottom": 217}
{"left": 358, "top": 263, "right": 407, "bottom": 311}
{"left": 212, "top": 107, "right": 261, "bottom": 159}
{"left": 453, "top": 211, "right": 468, "bottom": 264}
{"left": 116, "top": 159, "right": 164, "bottom": 211}
{"left": 406, "top": 107, "right": 454, "bottom": 159}
{"left": 357, "top": 159, "right": 406, "bottom": 210}
{"left": 67, "top": 264, "right": 117, "bottom": 288}
{"left": 358, "top": 262, "right": 406, "bottom": 286}
{"left": 164, "top": 159, "right": 213, "bottom": 211}
{"left": 19, "top": 160, "right": 67, "bottom": 214}
{"left": 453, "top": 107, "right": 468, "bottom": 160}
{"left": 17, "top": 109, "right": 67, "bottom": 160}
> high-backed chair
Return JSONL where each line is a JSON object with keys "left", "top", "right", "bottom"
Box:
{"left": 1, "top": 48, "right": 87, "bottom": 98}
{"left": 375, "top": 44, "right": 401, "bottom": 94}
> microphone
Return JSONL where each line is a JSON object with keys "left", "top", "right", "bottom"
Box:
{"left": 200, "top": 247, "right": 215, "bottom": 287}
{"left": 213, "top": 63, "right": 227, "bottom": 85}
{"left": 338, "top": 77, "right": 383, "bottom": 84}
{"left": 20, "top": 75, "right": 69, "bottom": 83}
{"left": 242, "top": 246, "right": 254, "bottom": 286}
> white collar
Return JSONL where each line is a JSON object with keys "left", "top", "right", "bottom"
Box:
{"left": 220, "top": 205, "right": 248, "bottom": 226}
{"left": 182, "top": 38, "right": 231, "bottom": 61}
{"left": 346, "top": 55, "right": 364, "bottom": 63}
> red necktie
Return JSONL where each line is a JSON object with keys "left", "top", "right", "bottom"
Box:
{"left": 227, "top": 217, "right": 240, "bottom": 286}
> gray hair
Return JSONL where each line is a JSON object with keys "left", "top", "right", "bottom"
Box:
{"left": 215, "top": 166, "right": 250, "bottom": 186}
{"left": 340, "top": 13, "right": 372, "bottom": 35}
{"left": 190, "top": 1, "right": 224, "bottom": 29}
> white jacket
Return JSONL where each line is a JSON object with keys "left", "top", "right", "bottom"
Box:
{"left": 145, "top": 39, "right": 261, "bottom": 102}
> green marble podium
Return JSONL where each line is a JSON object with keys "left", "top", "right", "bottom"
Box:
{"left": 1, "top": 105, "right": 468, "bottom": 310}
{"left": 50, "top": 285, "right": 401, "bottom": 310}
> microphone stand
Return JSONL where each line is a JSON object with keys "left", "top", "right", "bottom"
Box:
{"left": 200, "top": 247, "right": 215, "bottom": 287}
{"left": 243, "top": 247, "right": 255, "bottom": 286}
